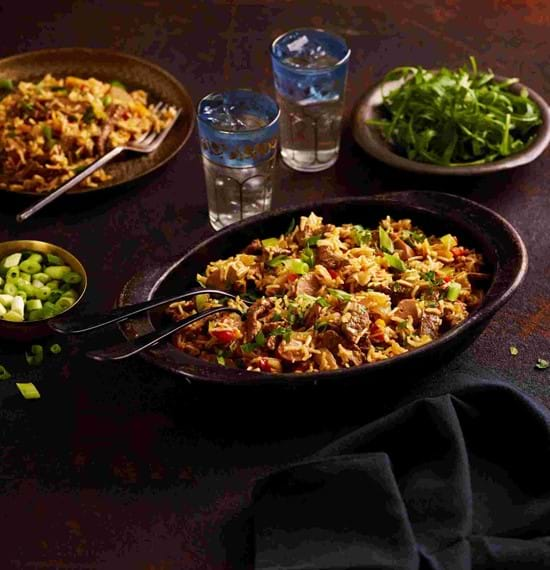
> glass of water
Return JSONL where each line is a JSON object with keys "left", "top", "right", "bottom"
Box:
{"left": 197, "top": 89, "right": 280, "bottom": 231}
{"left": 271, "top": 28, "right": 350, "bottom": 172}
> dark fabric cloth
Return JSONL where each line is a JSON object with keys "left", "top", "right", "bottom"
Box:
{"left": 250, "top": 378, "right": 550, "bottom": 569}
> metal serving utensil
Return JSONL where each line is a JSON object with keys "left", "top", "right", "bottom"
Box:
{"left": 86, "top": 305, "right": 244, "bottom": 361}
{"left": 50, "top": 288, "right": 246, "bottom": 334}
{"left": 51, "top": 287, "right": 251, "bottom": 361}
{"left": 16, "top": 102, "right": 182, "bottom": 222}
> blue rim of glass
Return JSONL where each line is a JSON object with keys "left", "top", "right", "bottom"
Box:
{"left": 270, "top": 27, "right": 351, "bottom": 74}
{"left": 196, "top": 89, "right": 280, "bottom": 136}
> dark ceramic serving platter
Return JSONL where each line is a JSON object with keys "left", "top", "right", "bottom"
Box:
{"left": 0, "top": 48, "right": 195, "bottom": 195}
{"left": 353, "top": 74, "right": 550, "bottom": 175}
{"left": 117, "top": 191, "right": 527, "bottom": 386}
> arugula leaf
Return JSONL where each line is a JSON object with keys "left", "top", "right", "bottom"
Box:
{"left": 366, "top": 58, "right": 542, "bottom": 166}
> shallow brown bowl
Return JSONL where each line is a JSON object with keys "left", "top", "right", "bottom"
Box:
{"left": 0, "top": 48, "right": 195, "bottom": 195}
{"left": 116, "top": 191, "right": 527, "bottom": 387}
{"left": 0, "top": 240, "right": 87, "bottom": 341}
{"left": 353, "top": 74, "right": 550, "bottom": 175}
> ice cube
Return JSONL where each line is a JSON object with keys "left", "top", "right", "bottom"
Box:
{"left": 282, "top": 34, "right": 339, "bottom": 69}
{"left": 200, "top": 94, "right": 261, "bottom": 132}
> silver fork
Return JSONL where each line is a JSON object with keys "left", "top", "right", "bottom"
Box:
{"left": 16, "top": 102, "right": 181, "bottom": 222}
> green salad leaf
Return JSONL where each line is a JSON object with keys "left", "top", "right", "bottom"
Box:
{"left": 367, "top": 57, "right": 542, "bottom": 166}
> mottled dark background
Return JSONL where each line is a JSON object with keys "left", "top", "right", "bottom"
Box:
{"left": 0, "top": 1, "right": 548, "bottom": 568}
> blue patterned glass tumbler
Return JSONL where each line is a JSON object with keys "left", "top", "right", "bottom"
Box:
{"left": 271, "top": 28, "right": 350, "bottom": 172}
{"left": 197, "top": 90, "right": 280, "bottom": 231}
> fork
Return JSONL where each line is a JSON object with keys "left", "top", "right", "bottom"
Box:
{"left": 16, "top": 102, "right": 181, "bottom": 222}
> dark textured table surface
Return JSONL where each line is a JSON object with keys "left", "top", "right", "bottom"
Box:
{"left": 0, "top": 1, "right": 548, "bottom": 568}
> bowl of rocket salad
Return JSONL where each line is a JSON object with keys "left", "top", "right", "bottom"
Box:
{"left": 353, "top": 58, "right": 550, "bottom": 175}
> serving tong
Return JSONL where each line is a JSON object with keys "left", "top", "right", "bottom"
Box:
{"left": 50, "top": 288, "right": 249, "bottom": 361}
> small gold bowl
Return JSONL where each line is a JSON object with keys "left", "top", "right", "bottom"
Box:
{"left": 0, "top": 240, "right": 87, "bottom": 342}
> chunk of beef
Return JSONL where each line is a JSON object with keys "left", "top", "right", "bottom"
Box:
{"left": 420, "top": 312, "right": 442, "bottom": 338}
{"left": 243, "top": 238, "right": 263, "bottom": 255}
{"left": 244, "top": 298, "right": 273, "bottom": 341}
{"left": 394, "top": 299, "right": 420, "bottom": 324}
{"left": 303, "top": 302, "right": 321, "bottom": 329}
{"left": 295, "top": 273, "right": 321, "bottom": 297}
{"left": 277, "top": 333, "right": 313, "bottom": 362}
{"left": 316, "top": 246, "right": 346, "bottom": 269}
{"left": 340, "top": 302, "right": 370, "bottom": 345}
{"left": 316, "top": 329, "right": 346, "bottom": 352}
{"left": 394, "top": 238, "right": 415, "bottom": 260}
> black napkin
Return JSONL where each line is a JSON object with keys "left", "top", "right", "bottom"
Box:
{"left": 250, "top": 374, "right": 550, "bottom": 569}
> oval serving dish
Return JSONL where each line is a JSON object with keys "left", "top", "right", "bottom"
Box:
{"left": 117, "top": 191, "right": 527, "bottom": 386}
{"left": 352, "top": 74, "right": 550, "bottom": 176}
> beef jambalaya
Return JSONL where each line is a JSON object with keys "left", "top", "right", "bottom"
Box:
{"left": 166, "top": 213, "right": 487, "bottom": 374}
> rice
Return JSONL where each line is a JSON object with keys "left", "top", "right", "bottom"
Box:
{"left": 167, "top": 213, "right": 487, "bottom": 374}
{"left": 0, "top": 74, "right": 176, "bottom": 193}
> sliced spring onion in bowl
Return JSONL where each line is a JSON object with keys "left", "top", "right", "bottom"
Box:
{"left": 0, "top": 240, "right": 87, "bottom": 341}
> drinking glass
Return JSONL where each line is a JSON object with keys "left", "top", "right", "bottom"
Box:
{"left": 197, "top": 89, "right": 280, "bottom": 231}
{"left": 271, "top": 28, "right": 350, "bottom": 172}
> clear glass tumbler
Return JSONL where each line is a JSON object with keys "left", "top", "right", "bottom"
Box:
{"left": 271, "top": 28, "right": 350, "bottom": 172}
{"left": 197, "top": 89, "right": 280, "bottom": 231}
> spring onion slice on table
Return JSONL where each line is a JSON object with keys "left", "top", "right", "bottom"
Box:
{"left": 16, "top": 382, "right": 41, "bottom": 399}
{"left": 367, "top": 57, "right": 542, "bottom": 166}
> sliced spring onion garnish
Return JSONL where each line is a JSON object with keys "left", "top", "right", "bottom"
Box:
{"left": 328, "top": 288, "right": 353, "bottom": 302}
{"left": 25, "top": 344, "right": 44, "bottom": 366}
{"left": 267, "top": 255, "right": 288, "bottom": 268}
{"left": 384, "top": 253, "right": 406, "bottom": 272}
{"left": 379, "top": 226, "right": 394, "bottom": 253}
{"left": 283, "top": 259, "right": 309, "bottom": 275}
{"left": 446, "top": 282, "right": 462, "bottom": 301}
{"left": 16, "top": 383, "right": 41, "bottom": 400}
{"left": 261, "top": 237, "right": 279, "bottom": 248}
